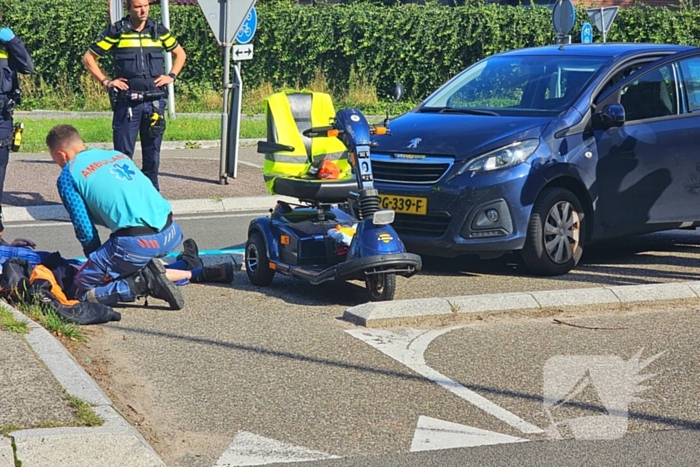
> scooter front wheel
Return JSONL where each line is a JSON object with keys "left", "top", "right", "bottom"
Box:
{"left": 246, "top": 232, "right": 275, "bottom": 286}
{"left": 365, "top": 272, "right": 396, "bottom": 302}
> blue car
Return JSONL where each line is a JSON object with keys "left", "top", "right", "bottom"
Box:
{"left": 371, "top": 43, "right": 700, "bottom": 275}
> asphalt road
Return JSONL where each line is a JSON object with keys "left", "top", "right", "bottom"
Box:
{"left": 7, "top": 214, "right": 700, "bottom": 467}
{"left": 9, "top": 212, "right": 700, "bottom": 300}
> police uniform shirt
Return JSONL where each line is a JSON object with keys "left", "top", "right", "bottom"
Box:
{"left": 89, "top": 19, "right": 178, "bottom": 91}
{"left": 0, "top": 35, "right": 34, "bottom": 97}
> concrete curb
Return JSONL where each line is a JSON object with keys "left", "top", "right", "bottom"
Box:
{"left": 343, "top": 281, "right": 700, "bottom": 327}
{"left": 3, "top": 195, "right": 299, "bottom": 223}
{"left": 2, "top": 303, "right": 165, "bottom": 467}
{"left": 0, "top": 437, "right": 13, "bottom": 467}
{"left": 83, "top": 138, "right": 259, "bottom": 151}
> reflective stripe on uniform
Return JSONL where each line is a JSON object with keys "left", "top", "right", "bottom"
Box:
{"left": 161, "top": 33, "right": 177, "bottom": 50}
{"left": 93, "top": 35, "right": 119, "bottom": 53}
{"left": 117, "top": 37, "right": 163, "bottom": 49}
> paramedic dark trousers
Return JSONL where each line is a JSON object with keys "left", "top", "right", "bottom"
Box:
{"left": 112, "top": 97, "right": 165, "bottom": 190}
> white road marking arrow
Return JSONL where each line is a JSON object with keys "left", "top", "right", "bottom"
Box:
{"left": 215, "top": 431, "right": 340, "bottom": 466}
{"left": 346, "top": 328, "right": 544, "bottom": 434}
{"left": 411, "top": 416, "right": 528, "bottom": 451}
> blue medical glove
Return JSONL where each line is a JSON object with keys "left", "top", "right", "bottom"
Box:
{"left": 0, "top": 28, "right": 15, "bottom": 42}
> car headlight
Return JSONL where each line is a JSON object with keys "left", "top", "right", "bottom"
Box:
{"left": 456, "top": 139, "right": 540, "bottom": 174}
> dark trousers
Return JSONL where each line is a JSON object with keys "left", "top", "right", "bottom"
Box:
{"left": 74, "top": 220, "right": 183, "bottom": 305}
{"left": 112, "top": 98, "right": 165, "bottom": 190}
{"left": 0, "top": 116, "right": 12, "bottom": 230}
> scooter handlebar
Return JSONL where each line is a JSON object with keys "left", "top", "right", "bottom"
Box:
{"left": 257, "top": 141, "right": 296, "bottom": 154}
{"left": 303, "top": 126, "right": 341, "bottom": 138}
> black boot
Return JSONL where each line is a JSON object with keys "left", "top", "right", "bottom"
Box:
{"left": 194, "top": 263, "right": 234, "bottom": 284}
{"left": 176, "top": 238, "right": 203, "bottom": 270}
{"left": 136, "top": 259, "right": 185, "bottom": 310}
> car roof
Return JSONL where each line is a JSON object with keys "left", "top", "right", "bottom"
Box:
{"left": 495, "top": 43, "right": 695, "bottom": 60}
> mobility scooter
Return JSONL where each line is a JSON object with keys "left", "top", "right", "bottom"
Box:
{"left": 245, "top": 86, "right": 421, "bottom": 301}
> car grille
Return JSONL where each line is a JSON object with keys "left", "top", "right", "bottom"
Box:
{"left": 371, "top": 154, "right": 453, "bottom": 184}
{"left": 393, "top": 213, "right": 451, "bottom": 238}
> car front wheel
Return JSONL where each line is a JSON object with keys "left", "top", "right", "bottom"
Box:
{"left": 521, "top": 187, "right": 585, "bottom": 276}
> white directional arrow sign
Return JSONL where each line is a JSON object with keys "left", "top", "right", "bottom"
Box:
{"left": 197, "top": 0, "right": 255, "bottom": 46}
{"left": 215, "top": 431, "right": 340, "bottom": 466}
{"left": 233, "top": 44, "right": 254, "bottom": 61}
{"left": 411, "top": 416, "right": 528, "bottom": 451}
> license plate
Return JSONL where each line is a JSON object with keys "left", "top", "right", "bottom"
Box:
{"left": 379, "top": 195, "right": 428, "bottom": 215}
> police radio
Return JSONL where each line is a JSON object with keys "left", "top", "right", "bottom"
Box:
{"left": 11, "top": 123, "right": 23, "bottom": 152}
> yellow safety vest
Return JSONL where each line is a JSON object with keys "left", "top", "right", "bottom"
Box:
{"left": 262, "top": 90, "right": 351, "bottom": 193}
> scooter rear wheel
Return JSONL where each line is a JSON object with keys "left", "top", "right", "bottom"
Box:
{"left": 246, "top": 232, "right": 275, "bottom": 286}
{"left": 365, "top": 272, "right": 396, "bottom": 302}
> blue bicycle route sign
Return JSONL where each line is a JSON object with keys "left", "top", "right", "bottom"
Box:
{"left": 236, "top": 7, "right": 257, "bottom": 45}
{"left": 581, "top": 22, "right": 593, "bottom": 43}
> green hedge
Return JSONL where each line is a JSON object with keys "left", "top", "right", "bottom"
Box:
{"left": 3, "top": 0, "right": 700, "bottom": 105}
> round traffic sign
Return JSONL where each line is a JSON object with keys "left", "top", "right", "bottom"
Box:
{"left": 236, "top": 7, "right": 257, "bottom": 45}
{"left": 552, "top": 0, "right": 576, "bottom": 36}
{"left": 581, "top": 22, "right": 593, "bottom": 43}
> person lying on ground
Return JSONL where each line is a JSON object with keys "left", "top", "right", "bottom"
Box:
{"left": 45, "top": 125, "right": 231, "bottom": 311}
{"left": 0, "top": 236, "right": 233, "bottom": 287}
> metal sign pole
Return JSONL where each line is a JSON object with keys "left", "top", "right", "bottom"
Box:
{"left": 161, "top": 0, "right": 176, "bottom": 120}
{"left": 197, "top": 0, "right": 255, "bottom": 183}
{"left": 109, "top": 0, "right": 123, "bottom": 24}
{"left": 219, "top": 0, "right": 232, "bottom": 185}
{"left": 601, "top": 7, "right": 606, "bottom": 43}
{"left": 227, "top": 61, "right": 243, "bottom": 179}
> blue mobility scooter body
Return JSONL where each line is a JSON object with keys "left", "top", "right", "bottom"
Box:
{"left": 246, "top": 90, "right": 422, "bottom": 301}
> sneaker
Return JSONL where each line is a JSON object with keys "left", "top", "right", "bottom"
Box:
{"left": 200, "top": 263, "right": 234, "bottom": 283}
{"left": 142, "top": 259, "right": 185, "bottom": 310}
{"left": 176, "top": 238, "right": 203, "bottom": 270}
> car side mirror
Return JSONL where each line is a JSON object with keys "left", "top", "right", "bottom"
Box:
{"left": 384, "top": 82, "right": 405, "bottom": 127}
{"left": 593, "top": 103, "right": 625, "bottom": 129}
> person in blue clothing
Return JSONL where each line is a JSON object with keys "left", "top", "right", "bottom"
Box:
{"left": 82, "top": 0, "right": 186, "bottom": 190}
{"left": 45, "top": 125, "right": 231, "bottom": 310}
{"left": 0, "top": 23, "right": 34, "bottom": 236}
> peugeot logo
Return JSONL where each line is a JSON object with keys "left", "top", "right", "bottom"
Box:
{"left": 407, "top": 138, "right": 422, "bottom": 149}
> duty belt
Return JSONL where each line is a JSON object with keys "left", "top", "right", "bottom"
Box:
{"left": 0, "top": 137, "right": 10, "bottom": 148}
{"left": 111, "top": 213, "right": 173, "bottom": 238}
{"left": 114, "top": 89, "right": 166, "bottom": 102}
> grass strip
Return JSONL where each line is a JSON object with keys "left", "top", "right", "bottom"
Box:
{"left": 0, "top": 306, "right": 29, "bottom": 334}
{"left": 17, "top": 117, "right": 267, "bottom": 153}
{"left": 13, "top": 298, "right": 85, "bottom": 343}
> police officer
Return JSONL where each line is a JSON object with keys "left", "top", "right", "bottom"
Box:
{"left": 82, "top": 0, "right": 186, "bottom": 191}
{"left": 0, "top": 23, "right": 34, "bottom": 237}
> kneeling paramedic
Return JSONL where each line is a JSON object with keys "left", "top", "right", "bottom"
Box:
{"left": 82, "top": 0, "right": 186, "bottom": 191}
{"left": 46, "top": 124, "right": 188, "bottom": 309}
{"left": 0, "top": 23, "right": 34, "bottom": 236}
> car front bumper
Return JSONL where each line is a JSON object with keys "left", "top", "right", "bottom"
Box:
{"left": 375, "top": 163, "right": 546, "bottom": 258}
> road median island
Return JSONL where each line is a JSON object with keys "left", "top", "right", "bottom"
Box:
{"left": 343, "top": 282, "right": 700, "bottom": 327}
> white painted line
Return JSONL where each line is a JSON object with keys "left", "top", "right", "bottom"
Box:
{"left": 214, "top": 431, "right": 340, "bottom": 466}
{"left": 6, "top": 211, "right": 269, "bottom": 229}
{"left": 410, "top": 416, "right": 528, "bottom": 452}
{"left": 239, "top": 160, "right": 263, "bottom": 168}
{"left": 346, "top": 328, "right": 544, "bottom": 435}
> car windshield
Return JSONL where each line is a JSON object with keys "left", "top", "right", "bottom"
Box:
{"left": 420, "top": 55, "right": 610, "bottom": 116}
